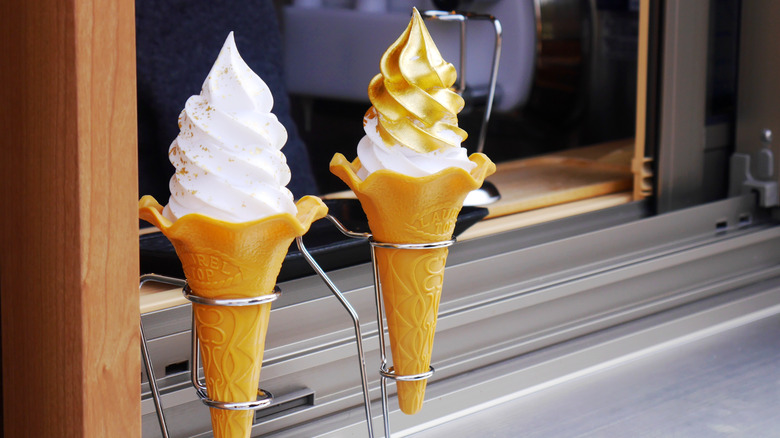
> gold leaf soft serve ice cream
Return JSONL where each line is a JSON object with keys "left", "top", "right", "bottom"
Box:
{"left": 330, "top": 8, "right": 495, "bottom": 415}
{"left": 139, "top": 32, "right": 326, "bottom": 438}
{"left": 164, "top": 32, "right": 296, "bottom": 222}
{"left": 356, "top": 8, "right": 476, "bottom": 178}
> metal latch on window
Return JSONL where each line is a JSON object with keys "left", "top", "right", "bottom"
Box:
{"left": 729, "top": 129, "right": 779, "bottom": 208}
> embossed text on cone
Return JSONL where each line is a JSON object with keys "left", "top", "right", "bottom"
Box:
{"left": 331, "top": 153, "right": 495, "bottom": 414}
{"left": 139, "top": 195, "right": 327, "bottom": 437}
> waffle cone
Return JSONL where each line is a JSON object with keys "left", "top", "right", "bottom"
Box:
{"left": 330, "top": 153, "right": 495, "bottom": 414}
{"left": 139, "top": 195, "right": 327, "bottom": 437}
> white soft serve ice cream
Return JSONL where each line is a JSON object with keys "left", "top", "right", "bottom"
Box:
{"left": 163, "top": 32, "right": 296, "bottom": 223}
{"left": 356, "top": 8, "right": 476, "bottom": 180}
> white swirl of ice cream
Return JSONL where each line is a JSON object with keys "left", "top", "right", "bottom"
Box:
{"left": 357, "top": 108, "right": 475, "bottom": 179}
{"left": 163, "top": 32, "right": 296, "bottom": 223}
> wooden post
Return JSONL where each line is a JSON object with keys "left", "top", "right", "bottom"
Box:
{"left": 632, "top": 0, "right": 652, "bottom": 200}
{"left": 0, "top": 0, "right": 140, "bottom": 436}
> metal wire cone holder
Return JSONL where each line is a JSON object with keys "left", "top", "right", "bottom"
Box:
{"left": 296, "top": 214, "right": 455, "bottom": 438}
{"left": 182, "top": 283, "right": 280, "bottom": 411}
{"left": 139, "top": 274, "right": 280, "bottom": 438}
{"left": 139, "top": 218, "right": 452, "bottom": 438}
{"left": 140, "top": 10, "right": 499, "bottom": 437}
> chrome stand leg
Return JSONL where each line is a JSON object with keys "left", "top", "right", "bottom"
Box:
{"left": 139, "top": 274, "right": 186, "bottom": 438}
{"left": 141, "top": 321, "right": 170, "bottom": 438}
{"left": 370, "top": 245, "right": 392, "bottom": 438}
{"left": 296, "top": 236, "right": 375, "bottom": 438}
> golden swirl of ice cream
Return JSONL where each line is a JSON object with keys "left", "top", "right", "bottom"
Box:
{"left": 367, "top": 7, "right": 467, "bottom": 154}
